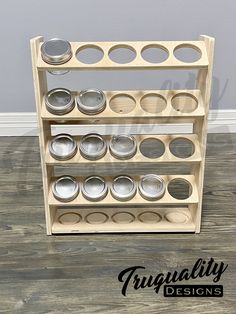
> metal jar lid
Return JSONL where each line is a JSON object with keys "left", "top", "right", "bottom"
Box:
{"left": 52, "top": 176, "right": 79, "bottom": 202}
{"left": 77, "top": 89, "right": 106, "bottom": 115}
{"left": 82, "top": 176, "right": 108, "bottom": 201}
{"left": 49, "top": 134, "right": 77, "bottom": 161}
{"left": 79, "top": 133, "right": 107, "bottom": 160}
{"left": 139, "top": 174, "right": 165, "bottom": 201}
{"left": 111, "top": 175, "right": 136, "bottom": 201}
{"left": 45, "top": 88, "right": 75, "bottom": 115}
{"left": 109, "top": 134, "right": 137, "bottom": 160}
{"left": 41, "top": 38, "right": 72, "bottom": 65}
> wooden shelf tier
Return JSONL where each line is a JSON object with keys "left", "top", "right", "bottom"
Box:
{"left": 49, "top": 175, "right": 198, "bottom": 207}
{"left": 45, "top": 134, "right": 202, "bottom": 165}
{"left": 37, "top": 40, "right": 208, "bottom": 70}
{"left": 41, "top": 89, "right": 205, "bottom": 123}
{"left": 52, "top": 207, "right": 196, "bottom": 234}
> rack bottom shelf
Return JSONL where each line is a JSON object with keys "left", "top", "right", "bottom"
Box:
{"left": 52, "top": 207, "right": 196, "bottom": 234}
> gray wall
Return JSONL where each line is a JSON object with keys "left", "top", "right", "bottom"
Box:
{"left": 0, "top": 0, "right": 235, "bottom": 112}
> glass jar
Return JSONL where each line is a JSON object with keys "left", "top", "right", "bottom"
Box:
{"left": 41, "top": 38, "right": 72, "bottom": 75}
{"left": 111, "top": 175, "right": 136, "bottom": 201}
{"left": 139, "top": 174, "right": 165, "bottom": 201}
{"left": 52, "top": 176, "right": 79, "bottom": 202}
{"left": 45, "top": 88, "right": 75, "bottom": 115}
{"left": 109, "top": 134, "right": 137, "bottom": 159}
{"left": 77, "top": 89, "right": 106, "bottom": 115}
{"left": 79, "top": 133, "right": 107, "bottom": 160}
{"left": 82, "top": 176, "right": 108, "bottom": 201}
{"left": 49, "top": 134, "right": 77, "bottom": 161}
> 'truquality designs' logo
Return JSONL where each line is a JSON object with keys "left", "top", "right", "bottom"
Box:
{"left": 118, "top": 258, "right": 228, "bottom": 297}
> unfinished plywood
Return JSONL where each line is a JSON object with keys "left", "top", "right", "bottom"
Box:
{"left": 31, "top": 35, "right": 214, "bottom": 235}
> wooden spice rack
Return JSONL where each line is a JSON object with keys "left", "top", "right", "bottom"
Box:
{"left": 31, "top": 35, "right": 214, "bottom": 235}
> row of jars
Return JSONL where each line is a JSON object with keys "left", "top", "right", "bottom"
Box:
{"left": 52, "top": 174, "right": 165, "bottom": 203}
{"left": 49, "top": 133, "right": 137, "bottom": 161}
{"left": 45, "top": 88, "right": 106, "bottom": 116}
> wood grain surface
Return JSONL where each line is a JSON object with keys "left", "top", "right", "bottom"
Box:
{"left": 0, "top": 134, "right": 235, "bottom": 313}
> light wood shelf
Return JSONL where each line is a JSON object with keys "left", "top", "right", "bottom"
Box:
{"left": 31, "top": 35, "right": 215, "bottom": 235}
{"left": 41, "top": 89, "right": 205, "bottom": 123}
{"left": 48, "top": 175, "right": 198, "bottom": 206}
{"left": 37, "top": 40, "right": 209, "bottom": 70}
{"left": 45, "top": 134, "right": 202, "bottom": 165}
{"left": 52, "top": 207, "right": 195, "bottom": 233}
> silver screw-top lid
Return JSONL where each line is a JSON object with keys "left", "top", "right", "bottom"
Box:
{"left": 77, "top": 89, "right": 106, "bottom": 115}
{"left": 111, "top": 175, "right": 136, "bottom": 201}
{"left": 45, "top": 88, "right": 75, "bottom": 115}
{"left": 52, "top": 176, "right": 79, "bottom": 202}
{"left": 139, "top": 174, "right": 165, "bottom": 201}
{"left": 49, "top": 134, "right": 77, "bottom": 161}
{"left": 41, "top": 38, "right": 72, "bottom": 65}
{"left": 82, "top": 176, "right": 108, "bottom": 201}
{"left": 79, "top": 133, "right": 107, "bottom": 160}
{"left": 110, "top": 134, "right": 137, "bottom": 160}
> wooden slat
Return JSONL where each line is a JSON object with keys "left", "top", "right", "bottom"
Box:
{"left": 45, "top": 134, "right": 202, "bottom": 165}
{"left": 30, "top": 37, "right": 53, "bottom": 235}
{"left": 41, "top": 89, "right": 205, "bottom": 123}
{"left": 37, "top": 40, "right": 209, "bottom": 70}
{"left": 48, "top": 175, "right": 198, "bottom": 206}
{"left": 52, "top": 207, "right": 195, "bottom": 233}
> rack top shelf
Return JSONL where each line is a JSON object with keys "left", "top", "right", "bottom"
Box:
{"left": 36, "top": 40, "right": 209, "bottom": 70}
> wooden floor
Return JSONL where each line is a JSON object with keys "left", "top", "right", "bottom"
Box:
{"left": 0, "top": 134, "right": 235, "bottom": 313}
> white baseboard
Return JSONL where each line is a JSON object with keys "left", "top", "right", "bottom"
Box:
{"left": 0, "top": 110, "right": 235, "bottom": 136}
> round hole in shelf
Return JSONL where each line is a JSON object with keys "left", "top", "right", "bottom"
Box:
{"left": 58, "top": 212, "right": 81, "bottom": 225}
{"left": 85, "top": 212, "right": 108, "bottom": 224}
{"left": 109, "top": 94, "right": 136, "bottom": 114}
{"left": 108, "top": 45, "right": 136, "bottom": 64}
{"left": 169, "top": 138, "right": 195, "bottom": 158}
{"left": 112, "top": 212, "right": 135, "bottom": 224}
{"left": 171, "top": 93, "right": 198, "bottom": 113}
{"left": 140, "top": 138, "right": 165, "bottom": 159}
{"left": 174, "top": 44, "right": 201, "bottom": 63}
{"left": 76, "top": 45, "right": 104, "bottom": 64}
{"left": 141, "top": 44, "right": 169, "bottom": 63}
{"left": 165, "top": 211, "right": 190, "bottom": 224}
{"left": 167, "top": 178, "right": 192, "bottom": 200}
{"left": 138, "top": 211, "right": 162, "bottom": 223}
{"left": 140, "top": 93, "right": 167, "bottom": 114}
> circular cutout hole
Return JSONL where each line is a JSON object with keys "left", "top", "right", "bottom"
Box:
{"left": 138, "top": 211, "right": 162, "bottom": 223}
{"left": 140, "top": 93, "right": 167, "bottom": 114}
{"left": 140, "top": 138, "right": 165, "bottom": 158}
{"left": 171, "top": 93, "right": 198, "bottom": 113}
{"left": 109, "top": 45, "right": 136, "bottom": 64}
{"left": 168, "top": 178, "right": 192, "bottom": 200}
{"left": 85, "top": 212, "right": 108, "bottom": 224}
{"left": 165, "top": 211, "right": 190, "bottom": 224}
{"left": 112, "top": 212, "right": 135, "bottom": 224}
{"left": 141, "top": 44, "right": 169, "bottom": 63}
{"left": 76, "top": 45, "right": 104, "bottom": 64}
{"left": 109, "top": 94, "right": 136, "bottom": 114}
{"left": 169, "top": 138, "right": 195, "bottom": 158}
{"left": 174, "top": 44, "right": 201, "bottom": 63}
{"left": 58, "top": 212, "right": 81, "bottom": 225}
